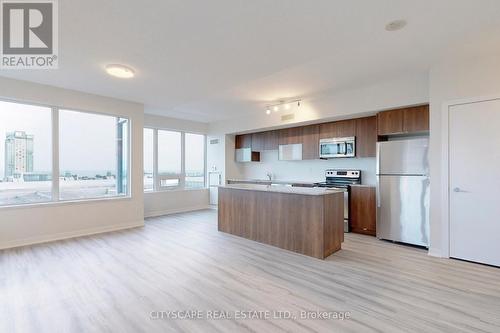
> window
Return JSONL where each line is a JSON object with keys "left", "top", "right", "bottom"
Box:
{"left": 185, "top": 133, "right": 205, "bottom": 189}
{"left": 0, "top": 98, "right": 130, "bottom": 208}
{"left": 143, "top": 128, "right": 154, "bottom": 191}
{"left": 59, "top": 110, "right": 129, "bottom": 200}
{"left": 158, "top": 130, "right": 181, "bottom": 189}
{"left": 0, "top": 101, "right": 52, "bottom": 206}
{"left": 143, "top": 128, "right": 205, "bottom": 191}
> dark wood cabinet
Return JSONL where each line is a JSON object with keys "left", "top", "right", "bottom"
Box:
{"left": 263, "top": 130, "right": 279, "bottom": 150}
{"left": 302, "top": 125, "right": 319, "bottom": 160}
{"left": 278, "top": 127, "right": 303, "bottom": 145}
{"left": 377, "top": 109, "right": 404, "bottom": 135}
{"left": 403, "top": 105, "right": 429, "bottom": 133}
{"left": 377, "top": 105, "right": 429, "bottom": 136}
{"left": 235, "top": 134, "right": 252, "bottom": 149}
{"left": 251, "top": 132, "right": 265, "bottom": 151}
{"left": 350, "top": 186, "right": 376, "bottom": 236}
{"left": 236, "top": 104, "right": 427, "bottom": 162}
{"left": 319, "top": 119, "right": 356, "bottom": 139}
{"left": 356, "top": 116, "right": 377, "bottom": 157}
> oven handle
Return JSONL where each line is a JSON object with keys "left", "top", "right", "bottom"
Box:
{"left": 344, "top": 142, "right": 348, "bottom": 155}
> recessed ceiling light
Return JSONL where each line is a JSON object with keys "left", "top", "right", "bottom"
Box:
{"left": 385, "top": 20, "right": 407, "bottom": 32}
{"left": 105, "top": 64, "right": 135, "bottom": 79}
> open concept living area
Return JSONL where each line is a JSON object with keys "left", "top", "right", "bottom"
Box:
{"left": 1, "top": 1, "right": 500, "bottom": 332}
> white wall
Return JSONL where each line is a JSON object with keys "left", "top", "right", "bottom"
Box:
{"left": 143, "top": 113, "right": 210, "bottom": 216}
{"left": 428, "top": 54, "right": 500, "bottom": 257}
{"left": 144, "top": 113, "right": 208, "bottom": 134}
{"left": 0, "top": 77, "right": 144, "bottom": 250}
{"left": 238, "top": 151, "right": 376, "bottom": 185}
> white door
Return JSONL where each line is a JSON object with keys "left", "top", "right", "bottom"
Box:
{"left": 449, "top": 99, "right": 500, "bottom": 266}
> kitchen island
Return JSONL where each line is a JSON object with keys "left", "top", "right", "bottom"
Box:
{"left": 218, "top": 184, "right": 344, "bottom": 259}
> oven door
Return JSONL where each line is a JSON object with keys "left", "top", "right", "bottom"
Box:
{"left": 320, "top": 140, "right": 346, "bottom": 158}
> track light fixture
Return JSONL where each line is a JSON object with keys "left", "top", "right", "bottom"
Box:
{"left": 265, "top": 99, "right": 302, "bottom": 115}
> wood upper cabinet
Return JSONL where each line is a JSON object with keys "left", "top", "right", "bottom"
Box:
{"left": 377, "top": 109, "right": 404, "bottom": 135}
{"left": 302, "top": 125, "right": 319, "bottom": 160}
{"left": 251, "top": 132, "right": 265, "bottom": 151}
{"left": 403, "top": 105, "right": 429, "bottom": 133}
{"left": 235, "top": 134, "right": 252, "bottom": 149}
{"left": 263, "top": 130, "right": 279, "bottom": 150}
{"left": 355, "top": 116, "right": 377, "bottom": 157}
{"left": 377, "top": 105, "right": 429, "bottom": 135}
{"left": 319, "top": 119, "right": 356, "bottom": 139}
{"left": 278, "top": 127, "right": 303, "bottom": 145}
{"left": 350, "top": 186, "right": 376, "bottom": 236}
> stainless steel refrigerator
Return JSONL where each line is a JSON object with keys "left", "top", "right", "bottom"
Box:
{"left": 376, "top": 138, "right": 430, "bottom": 247}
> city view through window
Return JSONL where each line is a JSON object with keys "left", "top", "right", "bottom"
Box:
{"left": 0, "top": 101, "right": 128, "bottom": 206}
{"left": 143, "top": 129, "right": 205, "bottom": 191}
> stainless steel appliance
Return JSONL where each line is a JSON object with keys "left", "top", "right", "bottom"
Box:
{"left": 319, "top": 137, "right": 355, "bottom": 159}
{"left": 315, "top": 169, "right": 361, "bottom": 232}
{"left": 279, "top": 143, "right": 303, "bottom": 161}
{"left": 376, "top": 138, "right": 430, "bottom": 247}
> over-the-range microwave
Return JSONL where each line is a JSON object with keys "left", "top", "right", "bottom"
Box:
{"left": 319, "top": 136, "right": 356, "bottom": 158}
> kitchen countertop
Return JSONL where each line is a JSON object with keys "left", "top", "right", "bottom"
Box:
{"left": 227, "top": 179, "right": 375, "bottom": 188}
{"left": 218, "top": 184, "right": 344, "bottom": 196}
{"left": 227, "top": 179, "right": 319, "bottom": 186}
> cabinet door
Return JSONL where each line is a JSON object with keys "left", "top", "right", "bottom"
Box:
{"left": 403, "top": 105, "right": 429, "bottom": 133}
{"left": 350, "top": 186, "right": 376, "bottom": 236}
{"left": 251, "top": 132, "right": 265, "bottom": 151}
{"left": 263, "top": 130, "right": 279, "bottom": 150}
{"left": 334, "top": 120, "right": 356, "bottom": 137}
{"left": 235, "top": 134, "right": 252, "bottom": 149}
{"left": 377, "top": 109, "right": 404, "bottom": 135}
{"left": 356, "top": 116, "right": 377, "bottom": 157}
{"left": 278, "top": 127, "right": 302, "bottom": 145}
{"left": 302, "top": 125, "right": 319, "bottom": 160}
{"left": 319, "top": 120, "right": 356, "bottom": 139}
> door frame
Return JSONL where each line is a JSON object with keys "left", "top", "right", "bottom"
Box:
{"left": 441, "top": 95, "right": 500, "bottom": 258}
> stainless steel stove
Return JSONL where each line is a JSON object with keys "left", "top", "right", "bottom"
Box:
{"left": 315, "top": 169, "right": 361, "bottom": 232}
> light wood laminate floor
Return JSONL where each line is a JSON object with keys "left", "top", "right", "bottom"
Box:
{"left": 1, "top": 209, "right": 499, "bottom": 333}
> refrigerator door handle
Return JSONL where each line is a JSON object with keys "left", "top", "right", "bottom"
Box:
{"left": 376, "top": 176, "right": 381, "bottom": 208}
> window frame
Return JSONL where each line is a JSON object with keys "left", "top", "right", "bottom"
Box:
{"left": 0, "top": 97, "right": 132, "bottom": 209}
{"left": 143, "top": 127, "right": 206, "bottom": 192}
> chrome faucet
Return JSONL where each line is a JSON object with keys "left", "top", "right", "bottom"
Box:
{"left": 266, "top": 172, "right": 273, "bottom": 181}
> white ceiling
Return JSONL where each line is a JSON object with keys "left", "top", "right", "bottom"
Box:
{"left": 1, "top": 0, "right": 500, "bottom": 122}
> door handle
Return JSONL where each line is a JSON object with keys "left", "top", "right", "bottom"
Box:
{"left": 453, "top": 187, "right": 470, "bottom": 193}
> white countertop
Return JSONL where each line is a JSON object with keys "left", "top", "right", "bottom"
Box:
{"left": 227, "top": 179, "right": 319, "bottom": 186}
{"left": 218, "top": 184, "right": 344, "bottom": 196}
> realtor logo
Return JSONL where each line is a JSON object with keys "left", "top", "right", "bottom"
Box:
{"left": 1, "top": 0, "right": 58, "bottom": 69}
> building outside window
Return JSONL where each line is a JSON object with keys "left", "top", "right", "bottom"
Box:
{"left": 144, "top": 128, "right": 205, "bottom": 191}
{"left": 0, "top": 99, "right": 130, "bottom": 207}
{"left": 59, "top": 109, "right": 129, "bottom": 200}
{"left": 184, "top": 133, "right": 205, "bottom": 189}
{"left": 0, "top": 101, "right": 52, "bottom": 206}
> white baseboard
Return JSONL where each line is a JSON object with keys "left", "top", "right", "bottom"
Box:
{"left": 0, "top": 221, "right": 145, "bottom": 251}
{"left": 144, "top": 205, "right": 211, "bottom": 218}
{"left": 428, "top": 248, "right": 448, "bottom": 258}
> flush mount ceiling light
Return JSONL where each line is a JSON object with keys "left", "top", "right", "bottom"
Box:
{"left": 265, "top": 99, "right": 301, "bottom": 115}
{"left": 385, "top": 19, "right": 407, "bottom": 32}
{"left": 105, "top": 64, "right": 135, "bottom": 79}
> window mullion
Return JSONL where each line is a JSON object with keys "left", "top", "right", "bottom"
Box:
{"left": 51, "top": 107, "right": 60, "bottom": 201}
